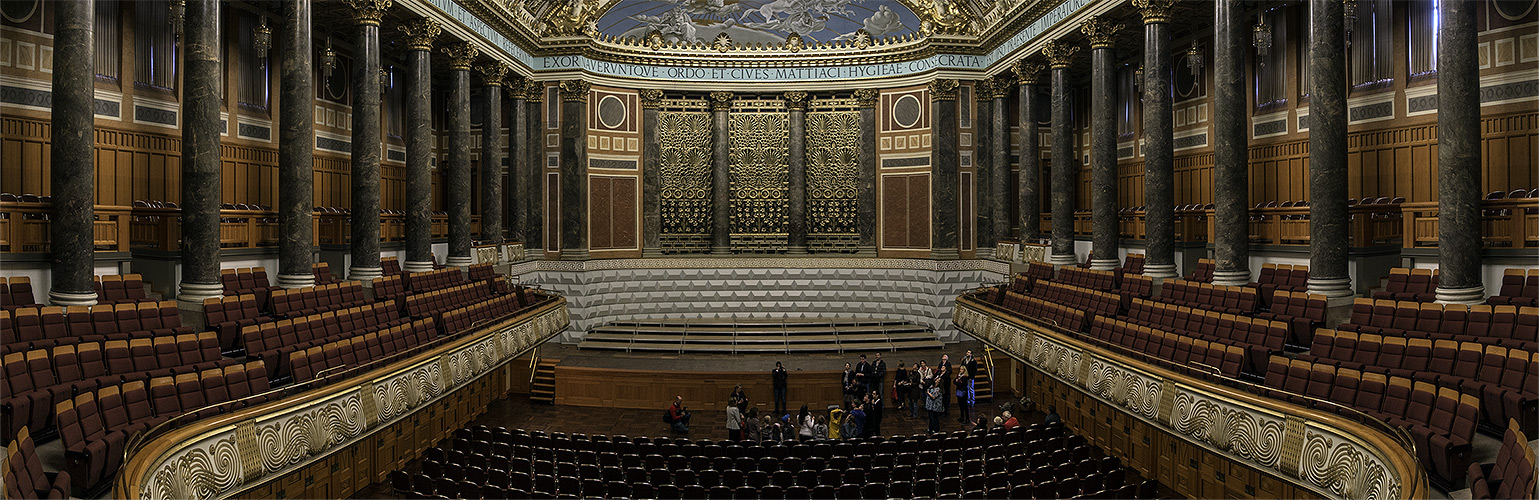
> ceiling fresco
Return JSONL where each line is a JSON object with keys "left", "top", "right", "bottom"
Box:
{"left": 591, "top": 0, "right": 924, "bottom": 44}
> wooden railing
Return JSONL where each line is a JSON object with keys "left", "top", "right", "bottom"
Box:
{"left": 316, "top": 212, "right": 481, "bottom": 246}
{"left": 1402, "top": 199, "right": 1539, "bottom": 249}
{"left": 0, "top": 201, "right": 133, "bottom": 252}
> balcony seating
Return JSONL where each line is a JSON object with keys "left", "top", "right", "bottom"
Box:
{"left": 1338, "top": 299, "right": 1538, "bottom": 352}
{"left": 381, "top": 256, "right": 405, "bottom": 277}
{"left": 1468, "top": 419, "right": 1536, "bottom": 500}
{"left": 1087, "top": 316, "right": 1245, "bottom": 378}
{"left": 403, "top": 281, "right": 495, "bottom": 322}
{"left": 1260, "top": 358, "right": 1478, "bottom": 487}
{"left": 240, "top": 301, "right": 408, "bottom": 381}
{"left": 467, "top": 263, "right": 498, "bottom": 283}
{"left": 1019, "top": 261, "right": 1055, "bottom": 291}
{"left": 1372, "top": 268, "right": 1440, "bottom": 303}
{"left": 1155, "top": 280, "right": 1260, "bottom": 315}
{"left": 220, "top": 267, "right": 280, "bottom": 308}
{"left": 91, "top": 274, "right": 150, "bottom": 305}
{"left": 1118, "top": 274, "right": 1154, "bottom": 305}
{"left": 3, "top": 302, "right": 194, "bottom": 354}
{"left": 313, "top": 262, "right": 341, "bottom": 285}
{"left": 993, "top": 290, "right": 1090, "bottom": 333}
{"left": 203, "top": 294, "right": 269, "bottom": 354}
{"left": 269, "top": 281, "right": 369, "bottom": 319}
{"left": 372, "top": 274, "right": 409, "bottom": 303}
{"left": 1122, "top": 298, "right": 1285, "bottom": 375}
{"left": 288, "top": 318, "right": 437, "bottom": 384}
{"left": 1182, "top": 258, "right": 1214, "bottom": 283}
{"left": 4, "top": 427, "right": 69, "bottom": 499}
{"left": 1247, "top": 263, "right": 1309, "bottom": 308}
{"left": 1030, "top": 281, "right": 1121, "bottom": 319}
{"left": 1119, "top": 253, "right": 1145, "bottom": 276}
{"left": 1053, "top": 268, "right": 1118, "bottom": 292}
{"left": 1254, "top": 291, "right": 1328, "bottom": 348}
{"left": 442, "top": 286, "right": 549, "bottom": 337}
{"left": 1489, "top": 268, "right": 1539, "bottom": 307}
{"left": 0, "top": 276, "right": 38, "bottom": 312}
{"left": 406, "top": 268, "right": 468, "bottom": 293}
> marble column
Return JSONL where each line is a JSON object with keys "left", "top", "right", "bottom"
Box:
{"left": 510, "top": 79, "right": 530, "bottom": 253}
{"left": 277, "top": 0, "right": 315, "bottom": 289}
{"left": 1210, "top": 0, "right": 1251, "bottom": 286}
{"left": 399, "top": 19, "right": 439, "bottom": 273}
{"left": 559, "top": 79, "right": 590, "bottom": 260}
{"left": 855, "top": 88, "right": 879, "bottom": 255}
{"left": 1043, "top": 41, "right": 1080, "bottom": 266}
{"left": 1435, "top": 0, "right": 1485, "bottom": 304}
{"left": 523, "top": 81, "right": 544, "bottom": 253}
{"left": 929, "top": 79, "right": 960, "bottom": 260}
{"left": 1307, "top": 0, "right": 1352, "bottom": 297}
{"left": 344, "top": 0, "right": 388, "bottom": 282}
{"left": 1083, "top": 17, "right": 1122, "bottom": 271}
{"left": 990, "top": 76, "right": 1011, "bottom": 247}
{"left": 1136, "top": 0, "right": 1178, "bottom": 279}
{"left": 785, "top": 91, "right": 809, "bottom": 254}
{"left": 975, "top": 79, "right": 994, "bottom": 251}
{"left": 638, "top": 90, "right": 663, "bottom": 257}
{"left": 478, "top": 62, "right": 509, "bottom": 247}
{"left": 443, "top": 43, "right": 477, "bottom": 267}
{"left": 47, "top": 0, "right": 97, "bottom": 306}
{"left": 709, "top": 91, "right": 733, "bottom": 254}
{"left": 1014, "top": 62, "right": 1045, "bottom": 243}
{"left": 177, "top": 0, "right": 224, "bottom": 308}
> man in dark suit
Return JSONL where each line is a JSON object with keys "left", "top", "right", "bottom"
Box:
{"left": 936, "top": 355, "right": 952, "bottom": 415}
{"left": 854, "top": 354, "right": 872, "bottom": 396}
{"left": 963, "top": 350, "right": 979, "bottom": 386}
{"left": 871, "top": 352, "right": 888, "bottom": 398}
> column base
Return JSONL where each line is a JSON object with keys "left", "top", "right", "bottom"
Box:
{"left": 854, "top": 246, "right": 878, "bottom": 257}
{"left": 446, "top": 256, "right": 474, "bottom": 267}
{"left": 1089, "top": 259, "right": 1119, "bottom": 271}
{"left": 930, "top": 248, "right": 960, "bottom": 260}
{"left": 348, "top": 266, "right": 384, "bottom": 282}
{"left": 48, "top": 289, "right": 98, "bottom": 307}
{"left": 1048, "top": 253, "right": 1078, "bottom": 266}
{"left": 710, "top": 247, "right": 731, "bottom": 255}
{"left": 642, "top": 247, "right": 664, "bottom": 258}
{"left": 787, "top": 245, "right": 808, "bottom": 255}
{"left": 175, "top": 282, "right": 225, "bottom": 311}
{"left": 1144, "top": 264, "right": 1179, "bottom": 280}
{"left": 560, "top": 249, "right": 590, "bottom": 261}
{"left": 276, "top": 273, "right": 316, "bottom": 289}
{"left": 1210, "top": 269, "right": 1251, "bottom": 287}
{"left": 1306, "top": 277, "right": 1354, "bottom": 298}
{"left": 1435, "top": 285, "right": 1486, "bottom": 305}
{"left": 403, "top": 261, "right": 435, "bottom": 273}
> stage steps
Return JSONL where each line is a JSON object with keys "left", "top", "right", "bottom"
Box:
{"left": 577, "top": 318, "right": 943, "bottom": 354}
{"left": 530, "top": 358, "right": 559, "bottom": 405}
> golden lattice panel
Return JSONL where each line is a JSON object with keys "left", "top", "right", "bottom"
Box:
{"left": 657, "top": 111, "right": 713, "bottom": 246}
{"left": 728, "top": 112, "right": 790, "bottom": 251}
{"left": 807, "top": 111, "right": 861, "bottom": 251}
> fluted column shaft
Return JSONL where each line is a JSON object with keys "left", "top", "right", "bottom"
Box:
{"left": 1087, "top": 28, "right": 1119, "bottom": 271}
{"left": 447, "top": 64, "right": 473, "bottom": 267}
{"left": 1141, "top": 13, "right": 1176, "bottom": 278}
{"left": 1049, "top": 64, "right": 1077, "bottom": 265}
{"left": 346, "top": 1, "right": 386, "bottom": 281}
{"left": 1018, "top": 77, "right": 1042, "bottom": 242}
{"left": 48, "top": 0, "right": 97, "bottom": 306}
{"left": 786, "top": 92, "right": 808, "bottom": 254}
{"left": 480, "top": 69, "right": 506, "bottom": 247}
{"left": 1211, "top": 0, "right": 1251, "bottom": 286}
{"left": 1436, "top": 0, "right": 1485, "bottom": 303}
{"left": 710, "top": 93, "right": 732, "bottom": 254}
{"left": 930, "top": 80, "right": 960, "bottom": 259}
{"left": 990, "top": 89, "right": 1010, "bottom": 247}
{"left": 1308, "top": 0, "right": 1352, "bottom": 297}
{"left": 177, "top": 0, "right": 224, "bottom": 307}
{"left": 277, "top": 0, "right": 315, "bottom": 289}
{"left": 402, "top": 23, "right": 436, "bottom": 272}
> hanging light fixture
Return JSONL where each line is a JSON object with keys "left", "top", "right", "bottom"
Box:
{"left": 1133, "top": 64, "right": 1144, "bottom": 95}
{"left": 1186, "top": 41, "right": 1202, "bottom": 77}
{"left": 379, "top": 67, "right": 390, "bottom": 89}
{"left": 168, "top": 0, "right": 186, "bottom": 39}
{"left": 1343, "top": 0, "right": 1358, "bottom": 48}
{"left": 321, "top": 37, "right": 337, "bottom": 79}
{"left": 1252, "top": 15, "right": 1272, "bottom": 60}
{"left": 253, "top": 16, "right": 272, "bottom": 60}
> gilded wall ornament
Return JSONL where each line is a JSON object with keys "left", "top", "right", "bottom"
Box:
{"left": 1013, "top": 60, "right": 1045, "bottom": 84}
{"left": 1041, "top": 40, "right": 1080, "bottom": 68}
{"left": 640, "top": 89, "right": 665, "bottom": 108}
{"left": 806, "top": 111, "right": 860, "bottom": 237}
{"left": 915, "top": 0, "right": 975, "bottom": 36}
{"left": 522, "top": 80, "right": 545, "bottom": 102}
{"left": 399, "top": 19, "right": 442, "bottom": 51}
{"left": 443, "top": 42, "right": 481, "bottom": 70}
{"left": 783, "top": 91, "right": 810, "bottom": 110}
{"left": 928, "top": 78, "right": 959, "bottom": 101}
{"left": 646, "top": 30, "right": 664, "bottom": 51}
{"left": 992, "top": 74, "right": 1015, "bottom": 98}
{"left": 973, "top": 79, "right": 994, "bottom": 101}
{"left": 709, "top": 91, "right": 735, "bottom": 110}
{"left": 658, "top": 111, "right": 713, "bottom": 242}
{"left": 1131, "top": 0, "right": 1177, "bottom": 24}
{"left": 1079, "top": 16, "right": 1123, "bottom": 49}
{"left": 477, "top": 62, "right": 510, "bottom": 87}
{"left": 559, "top": 79, "right": 591, "bottom": 102}
{"left": 343, "top": 0, "right": 391, "bottom": 26}
{"left": 544, "top": 0, "right": 601, "bottom": 36}
{"left": 713, "top": 33, "right": 734, "bottom": 52}
{"left": 853, "top": 88, "right": 879, "bottom": 108}
{"left": 786, "top": 33, "right": 804, "bottom": 53}
{"left": 850, "top": 29, "right": 873, "bottom": 50}
{"left": 728, "top": 112, "right": 791, "bottom": 246}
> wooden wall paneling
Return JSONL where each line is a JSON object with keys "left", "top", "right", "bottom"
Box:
{"left": 960, "top": 171, "right": 974, "bottom": 252}
{"left": 909, "top": 174, "right": 931, "bottom": 248}
{"left": 882, "top": 176, "right": 908, "bottom": 248}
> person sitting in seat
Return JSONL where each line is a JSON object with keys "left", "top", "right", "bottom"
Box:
{"left": 1001, "top": 411, "right": 1019, "bottom": 430}
{"left": 666, "top": 396, "right": 691, "bottom": 433}
{"left": 1044, "top": 405, "right": 1060, "bottom": 425}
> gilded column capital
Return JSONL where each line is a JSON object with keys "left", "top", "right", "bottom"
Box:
{"left": 1014, "top": 60, "right": 1046, "bottom": 85}
{"left": 343, "top": 0, "right": 391, "bottom": 27}
{"left": 442, "top": 42, "right": 480, "bottom": 70}
{"left": 1080, "top": 16, "right": 1123, "bottom": 49}
{"left": 709, "top": 91, "right": 734, "bottom": 110}
{"left": 559, "top": 79, "right": 590, "bottom": 102}
{"left": 853, "top": 88, "right": 879, "bottom": 108}
{"left": 928, "top": 79, "right": 959, "bottom": 101}
{"left": 398, "top": 19, "right": 441, "bottom": 51}
{"left": 974, "top": 79, "right": 994, "bottom": 102}
{"left": 1131, "top": 0, "right": 1177, "bottom": 24}
{"left": 522, "top": 81, "right": 545, "bottom": 102}
{"left": 1041, "top": 40, "right": 1080, "bottom": 69}
{"left": 640, "top": 89, "right": 665, "bottom": 109}
{"left": 992, "top": 74, "right": 1015, "bottom": 99}
{"left": 783, "top": 90, "right": 809, "bottom": 110}
{"left": 477, "top": 62, "right": 509, "bottom": 87}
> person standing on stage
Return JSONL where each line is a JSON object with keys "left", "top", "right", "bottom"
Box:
{"left": 854, "top": 354, "right": 872, "bottom": 396}
{"left": 866, "top": 390, "right": 883, "bottom": 437}
{"left": 936, "top": 355, "right": 953, "bottom": 415}
{"left": 771, "top": 361, "right": 789, "bottom": 416}
{"left": 963, "top": 350, "right": 979, "bottom": 388}
{"left": 729, "top": 384, "right": 749, "bottom": 413}
{"left": 726, "top": 401, "right": 744, "bottom": 440}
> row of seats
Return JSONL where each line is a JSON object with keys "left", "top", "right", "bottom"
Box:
{"left": 408, "top": 268, "right": 468, "bottom": 293}
{"left": 313, "top": 262, "right": 341, "bottom": 285}
{"left": 468, "top": 263, "right": 498, "bottom": 283}
{"left": 1338, "top": 299, "right": 1538, "bottom": 352}
{"left": 1155, "top": 280, "right": 1259, "bottom": 315}
{"left": 1124, "top": 298, "right": 1286, "bottom": 374}
{"left": 1247, "top": 263, "right": 1309, "bottom": 307}
{"left": 1028, "top": 282, "right": 1121, "bottom": 320}
{"left": 91, "top": 274, "right": 149, "bottom": 305}
{"left": 1299, "top": 329, "right": 1536, "bottom": 434}
{"left": 3, "top": 302, "right": 194, "bottom": 354}
{"left": 373, "top": 274, "right": 409, "bottom": 303}
{"left": 404, "top": 281, "right": 496, "bottom": 321}
{"left": 2, "top": 333, "right": 232, "bottom": 440}
{"left": 1260, "top": 358, "right": 1477, "bottom": 487}
{"left": 270, "top": 280, "right": 368, "bottom": 319}
{"left": 1491, "top": 268, "right": 1539, "bottom": 307}
{"left": 0, "top": 276, "right": 38, "bottom": 312}
{"left": 241, "top": 301, "right": 407, "bottom": 381}
{"left": 288, "top": 318, "right": 437, "bottom": 384}
{"left": 1087, "top": 316, "right": 1245, "bottom": 378}
{"left": 382, "top": 256, "right": 405, "bottom": 276}
{"left": 1470, "top": 419, "right": 1536, "bottom": 500}
{"left": 220, "top": 267, "right": 280, "bottom": 307}
{"left": 439, "top": 287, "right": 547, "bottom": 337}
{"left": 1117, "top": 274, "right": 1154, "bottom": 302}
{"left": 202, "top": 294, "right": 269, "bottom": 353}
{"left": 1119, "top": 253, "right": 1145, "bottom": 276}
{"left": 1052, "top": 268, "right": 1118, "bottom": 292}
{"left": 1373, "top": 268, "right": 1441, "bottom": 303}
{"left": 987, "top": 289, "right": 1089, "bottom": 333}
{"left": 55, "top": 361, "right": 272, "bottom": 492}
{"left": 4, "top": 427, "right": 69, "bottom": 499}
{"left": 1182, "top": 259, "right": 1213, "bottom": 283}
{"left": 1254, "top": 290, "right": 1328, "bottom": 347}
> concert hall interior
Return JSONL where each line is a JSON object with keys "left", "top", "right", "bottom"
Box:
{"left": 2, "top": 0, "right": 1538, "bottom": 498}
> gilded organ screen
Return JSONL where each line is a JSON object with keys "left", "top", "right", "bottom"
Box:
{"left": 806, "top": 110, "right": 861, "bottom": 252}
{"left": 657, "top": 111, "right": 714, "bottom": 253}
{"left": 728, "top": 112, "right": 791, "bottom": 252}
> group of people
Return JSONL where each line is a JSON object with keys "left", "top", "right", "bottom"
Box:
{"left": 891, "top": 350, "right": 982, "bottom": 433}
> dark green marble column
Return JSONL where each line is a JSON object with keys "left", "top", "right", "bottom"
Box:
{"left": 929, "top": 79, "right": 960, "bottom": 260}
{"left": 400, "top": 19, "right": 439, "bottom": 272}
{"left": 559, "top": 79, "right": 590, "bottom": 260}
{"left": 444, "top": 43, "right": 478, "bottom": 267}
{"left": 344, "top": 0, "right": 388, "bottom": 282}
{"left": 48, "top": 0, "right": 97, "bottom": 306}
{"left": 277, "top": 0, "right": 316, "bottom": 289}
{"left": 709, "top": 91, "right": 732, "bottom": 254}
{"left": 1435, "top": 0, "right": 1485, "bottom": 304}
{"left": 1044, "top": 41, "right": 1081, "bottom": 266}
{"left": 1083, "top": 17, "right": 1122, "bottom": 271}
{"left": 855, "top": 89, "right": 879, "bottom": 255}
{"left": 641, "top": 89, "right": 663, "bottom": 257}
{"left": 177, "top": 0, "right": 224, "bottom": 308}
{"left": 786, "top": 91, "right": 809, "bottom": 254}
{"left": 478, "top": 62, "right": 509, "bottom": 247}
{"left": 523, "top": 81, "right": 544, "bottom": 253}
{"left": 1211, "top": 0, "right": 1251, "bottom": 286}
{"left": 510, "top": 79, "right": 530, "bottom": 253}
{"left": 1307, "top": 0, "right": 1352, "bottom": 297}
{"left": 1015, "top": 62, "right": 1045, "bottom": 243}
{"left": 990, "top": 76, "right": 1011, "bottom": 247}
{"left": 974, "top": 79, "right": 995, "bottom": 252}
{"left": 1136, "top": 0, "right": 1178, "bottom": 279}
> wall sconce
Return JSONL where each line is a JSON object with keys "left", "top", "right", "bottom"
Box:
{"left": 168, "top": 0, "right": 186, "bottom": 39}
{"left": 1133, "top": 64, "right": 1144, "bottom": 94}
{"left": 321, "top": 38, "right": 337, "bottom": 80}
{"left": 254, "top": 17, "right": 272, "bottom": 61}
{"left": 1186, "top": 41, "right": 1202, "bottom": 77}
{"left": 1343, "top": 0, "right": 1358, "bottom": 48}
{"left": 1252, "top": 16, "right": 1272, "bottom": 60}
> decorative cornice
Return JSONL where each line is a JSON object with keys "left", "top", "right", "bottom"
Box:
{"left": 477, "top": 62, "right": 510, "bottom": 87}
{"left": 785, "top": 33, "right": 805, "bottom": 54}
{"left": 928, "top": 78, "right": 959, "bottom": 101}
{"left": 442, "top": 42, "right": 480, "bottom": 70}
{"left": 398, "top": 19, "right": 442, "bottom": 51}
{"left": 974, "top": 79, "right": 994, "bottom": 102}
{"left": 854, "top": 88, "right": 879, "bottom": 108}
{"left": 559, "top": 79, "right": 590, "bottom": 102}
{"left": 1041, "top": 40, "right": 1080, "bottom": 69}
{"left": 712, "top": 33, "right": 733, "bottom": 53}
{"left": 709, "top": 91, "right": 735, "bottom": 110}
{"left": 1014, "top": 60, "right": 1046, "bottom": 84}
{"left": 343, "top": 0, "right": 390, "bottom": 27}
{"left": 1080, "top": 16, "right": 1123, "bottom": 49}
{"left": 1131, "top": 0, "right": 1177, "bottom": 24}
{"left": 783, "top": 91, "right": 810, "bottom": 110}
{"left": 640, "top": 89, "right": 665, "bottom": 109}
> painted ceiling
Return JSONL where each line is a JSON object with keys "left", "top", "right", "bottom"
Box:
{"left": 591, "top": 0, "right": 924, "bottom": 44}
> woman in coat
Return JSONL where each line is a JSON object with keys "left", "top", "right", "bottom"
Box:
{"left": 924, "top": 380, "right": 945, "bottom": 433}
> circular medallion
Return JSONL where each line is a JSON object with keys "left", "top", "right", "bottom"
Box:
{"left": 598, "top": 95, "right": 627, "bottom": 129}
{"left": 893, "top": 94, "right": 922, "bottom": 129}
{"left": 1, "top": 0, "right": 37, "bottom": 23}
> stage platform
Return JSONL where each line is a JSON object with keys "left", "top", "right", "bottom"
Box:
{"left": 577, "top": 318, "right": 945, "bottom": 354}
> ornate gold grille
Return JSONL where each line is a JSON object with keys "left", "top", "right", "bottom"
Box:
{"left": 728, "top": 112, "right": 790, "bottom": 252}
{"left": 806, "top": 110, "right": 861, "bottom": 253}
{"left": 657, "top": 111, "right": 713, "bottom": 253}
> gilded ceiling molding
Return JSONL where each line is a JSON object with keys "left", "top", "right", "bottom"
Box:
{"left": 1013, "top": 60, "right": 1045, "bottom": 85}
{"left": 477, "top": 62, "right": 511, "bottom": 86}
{"left": 709, "top": 91, "right": 735, "bottom": 110}
{"left": 783, "top": 91, "right": 810, "bottom": 110}
{"left": 559, "top": 79, "right": 591, "bottom": 102}
{"left": 928, "top": 78, "right": 959, "bottom": 101}
{"left": 1131, "top": 0, "right": 1177, "bottom": 24}
{"left": 399, "top": 19, "right": 442, "bottom": 51}
{"left": 543, "top": 0, "right": 602, "bottom": 37}
{"left": 854, "top": 88, "right": 879, "bottom": 108}
{"left": 1041, "top": 40, "right": 1079, "bottom": 69}
{"left": 443, "top": 42, "right": 482, "bottom": 70}
{"left": 640, "top": 89, "right": 665, "bottom": 108}
{"left": 343, "top": 0, "right": 391, "bottom": 27}
{"left": 1079, "top": 16, "right": 1123, "bottom": 49}
{"left": 785, "top": 33, "right": 805, "bottom": 53}
{"left": 712, "top": 33, "right": 733, "bottom": 53}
